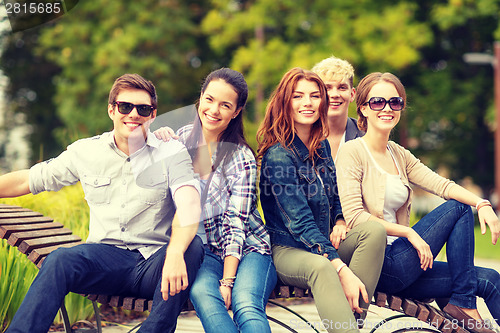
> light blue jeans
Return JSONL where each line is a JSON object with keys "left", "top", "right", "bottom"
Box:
{"left": 189, "top": 247, "right": 277, "bottom": 333}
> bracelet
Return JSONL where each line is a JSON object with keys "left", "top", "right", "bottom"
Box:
{"left": 219, "top": 276, "right": 236, "bottom": 288}
{"left": 336, "top": 263, "right": 347, "bottom": 274}
{"left": 219, "top": 278, "right": 234, "bottom": 288}
{"left": 475, "top": 199, "right": 491, "bottom": 211}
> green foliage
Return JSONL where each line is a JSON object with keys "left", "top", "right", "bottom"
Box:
{"left": 0, "top": 240, "right": 37, "bottom": 332}
{"left": 0, "top": 185, "right": 95, "bottom": 330}
{"left": 27, "top": 1, "right": 214, "bottom": 147}
{"left": 201, "top": 0, "right": 433, "bottom": 118}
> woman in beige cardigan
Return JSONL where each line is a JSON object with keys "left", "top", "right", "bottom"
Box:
{"left": 336, "top": 72, "right": 500, "bottom": 333}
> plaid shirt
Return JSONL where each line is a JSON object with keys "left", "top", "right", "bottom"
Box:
{"left": 178, "top": 124, "right": 271, "bottom": 260}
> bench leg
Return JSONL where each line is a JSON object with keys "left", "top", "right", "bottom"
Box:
{"left": 59, "top": 300, "right": 102, "bottom": 333}
{"left": 92, "top": 301, "right": 102, "bottom": 333}
{"left": 60, "top": 301, "right": 72, "bottom": 333}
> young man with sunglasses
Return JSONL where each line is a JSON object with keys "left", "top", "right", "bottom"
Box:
{"left": 3, "top": 73, "right": 204, "bottom": 333}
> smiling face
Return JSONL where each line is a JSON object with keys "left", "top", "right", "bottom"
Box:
{"left": 291, "top": 79, "right": 322, "bottom": 132}
{"left": 360, "top": 81, "right": 401, "bottom": 134}
{"left": 323, "top": 78, "right": 355, "bottom": 119}
{"left": 108, "top": 88, "right": 156, "bottom": 154}
{"left": 198, "top": 79, "right": 240, "bottom": 141}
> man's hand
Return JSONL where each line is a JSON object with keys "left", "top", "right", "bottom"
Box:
{"left": 161, "top": 248, "right": 188, "bottom": 301}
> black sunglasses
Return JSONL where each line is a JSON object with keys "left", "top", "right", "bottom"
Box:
{"left": 114, "top": 101, "right": 155, "bottom": 117}
{"left": 363, "top": 97, "right": 405, "bottom": 111}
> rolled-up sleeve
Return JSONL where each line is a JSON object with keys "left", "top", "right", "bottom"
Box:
{"left": 29, "top": 149, "right": 80, "bottom": 195}
{"left": 165, "top": 142, "right": 200, "bottom": 197}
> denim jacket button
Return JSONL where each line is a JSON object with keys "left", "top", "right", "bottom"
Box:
{"left": 320, "top": 167, "right": 325, "bottom": 173}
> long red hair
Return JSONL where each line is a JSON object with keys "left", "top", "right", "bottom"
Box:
{"left": 256, "top": 67, "right": 329, "bottom": 163}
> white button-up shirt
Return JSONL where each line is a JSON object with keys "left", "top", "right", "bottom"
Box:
{"left": 29, "top": 131, "right": 199, "bottom": 259}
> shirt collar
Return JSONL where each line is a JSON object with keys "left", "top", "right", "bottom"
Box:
{"left": 290, "top": 135, "right": 329, "bottom": 162}
{"left": 107, "top": 130, "right": 160, "bottom": 154}
{"left": 291, "top": 135, "right": 311, "bottom": 162}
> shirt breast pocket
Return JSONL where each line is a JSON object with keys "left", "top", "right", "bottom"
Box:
{"left": 137, "top": 174, "right": 168, "bottom": 205}
{"left": 82, "top": 175, "right": 111, "bottom": 205}
{"left": 298, "top": 169, "right": 319, "bottom": 198}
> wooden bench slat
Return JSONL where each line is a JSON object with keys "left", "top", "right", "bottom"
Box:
{"left": 134, "top": 298, "right": 147, "bottom": 312}
{"left": 8, "top": 228, "right": 74, "bottom": 247}
{"left": 28, "top": 241, "right": 84, "bottom": 265}
{"left": 97, "top": 295, "right": 110, "bottom": 306}
{"left": 427, "top": 306, "right": 451, "bottom": 332}
{"left": 109, "top": 296, "right": 124, "bottom": 308}
{"left": 0, "top": 216, "right": 53, "bottom": 226}
{"left": 402, "top": 298, "right": 418, "bottom": 316}
{"left": 0, "top": 208, "right": 33, "bottom": 213}
{"left": 18, "top": 234, "right": 81, "bottom": 254}
{"left": 0, "top": 204, "right": 22, "bottom": 209}
{"left": 294, "top": 287, "right": 305, "bottom": 298}
{"left": 415, "top": 301, "right": 431, "bottom": 321}
{"left": 0, "top": 222, "right": 63, "bottom": 239}
{"left": 388, "top": 295, "right": 403, "bottom": 311}
{"left": 0, "top": 211, "right": 44, "bottom": 219}
{"left": 123, "top": 297, "right": 135, "bottom": 311}
{"left": 375, "top": 291, "right": 388, "bottom": 307}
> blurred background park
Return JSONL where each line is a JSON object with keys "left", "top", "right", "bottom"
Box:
{"left": 0, "top": 0, "right": 500, "bottom": 331}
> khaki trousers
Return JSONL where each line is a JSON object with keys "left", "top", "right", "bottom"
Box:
{"left": 272, "top": 222, "right": 386, "bottom": 333}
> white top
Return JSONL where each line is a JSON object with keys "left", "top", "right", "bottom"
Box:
{"left": 361, "top": 140, "right": 409, "bottom": 244}
{"left": 383, "top": 173, "right": 409, "bottom": 244}
{"left": 334, "top": 131, "right": 347, "bottom": 164}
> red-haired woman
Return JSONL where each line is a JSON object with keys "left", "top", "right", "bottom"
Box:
{"left": 257, "top": 68, "right": 386, "bottom": 333}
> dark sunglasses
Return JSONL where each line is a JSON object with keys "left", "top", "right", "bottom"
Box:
{"left": 114, "top": 101, "right": 155, "bottom": 117}
{"left": 363, "top": 97, "right": 405, "bottom": 111}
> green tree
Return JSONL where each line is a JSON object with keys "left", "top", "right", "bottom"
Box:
{"left": 35, "top": 0, "right": 213, "bottom": 147}
{"left": 403, "top": 0, "right": 500, "bottom": 195}
{"left": 201, "top": 0, "right": 433, "bottom": 120}
{"left": 0, "top": 24, "right": 63, "bottom": 163}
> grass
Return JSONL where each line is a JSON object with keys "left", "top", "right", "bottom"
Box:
{"left": 474, "top": 226, "right": 500, "bottom": 260}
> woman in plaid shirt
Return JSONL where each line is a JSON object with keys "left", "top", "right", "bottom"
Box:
{"left": 156, "top": 68, "right": 276, "bottom": 333}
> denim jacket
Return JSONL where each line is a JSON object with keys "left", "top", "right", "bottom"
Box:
{"left": 259, "top": 135, "right": 343, "bottom": 260}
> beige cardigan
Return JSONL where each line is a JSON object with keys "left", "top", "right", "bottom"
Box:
{"left": 336, "top": 138, "right": 455, "bottom": 228}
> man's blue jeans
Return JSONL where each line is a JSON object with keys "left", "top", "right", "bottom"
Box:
{"left": 377, "top": 200, "right": 500, "bottom": 322}
{"left": 189, "top": 247, "right": 277, "bottom": 333}
{"left": 6, "top": 237, "right": 204, "bottom": 333}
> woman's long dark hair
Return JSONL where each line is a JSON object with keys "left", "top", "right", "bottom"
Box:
{"left": 185, "top": 68, "right": 252, "bottom": 174}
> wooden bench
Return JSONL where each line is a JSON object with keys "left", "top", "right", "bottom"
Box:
{"left": 0, "top": 203, "right": 474, "bottom": 333}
